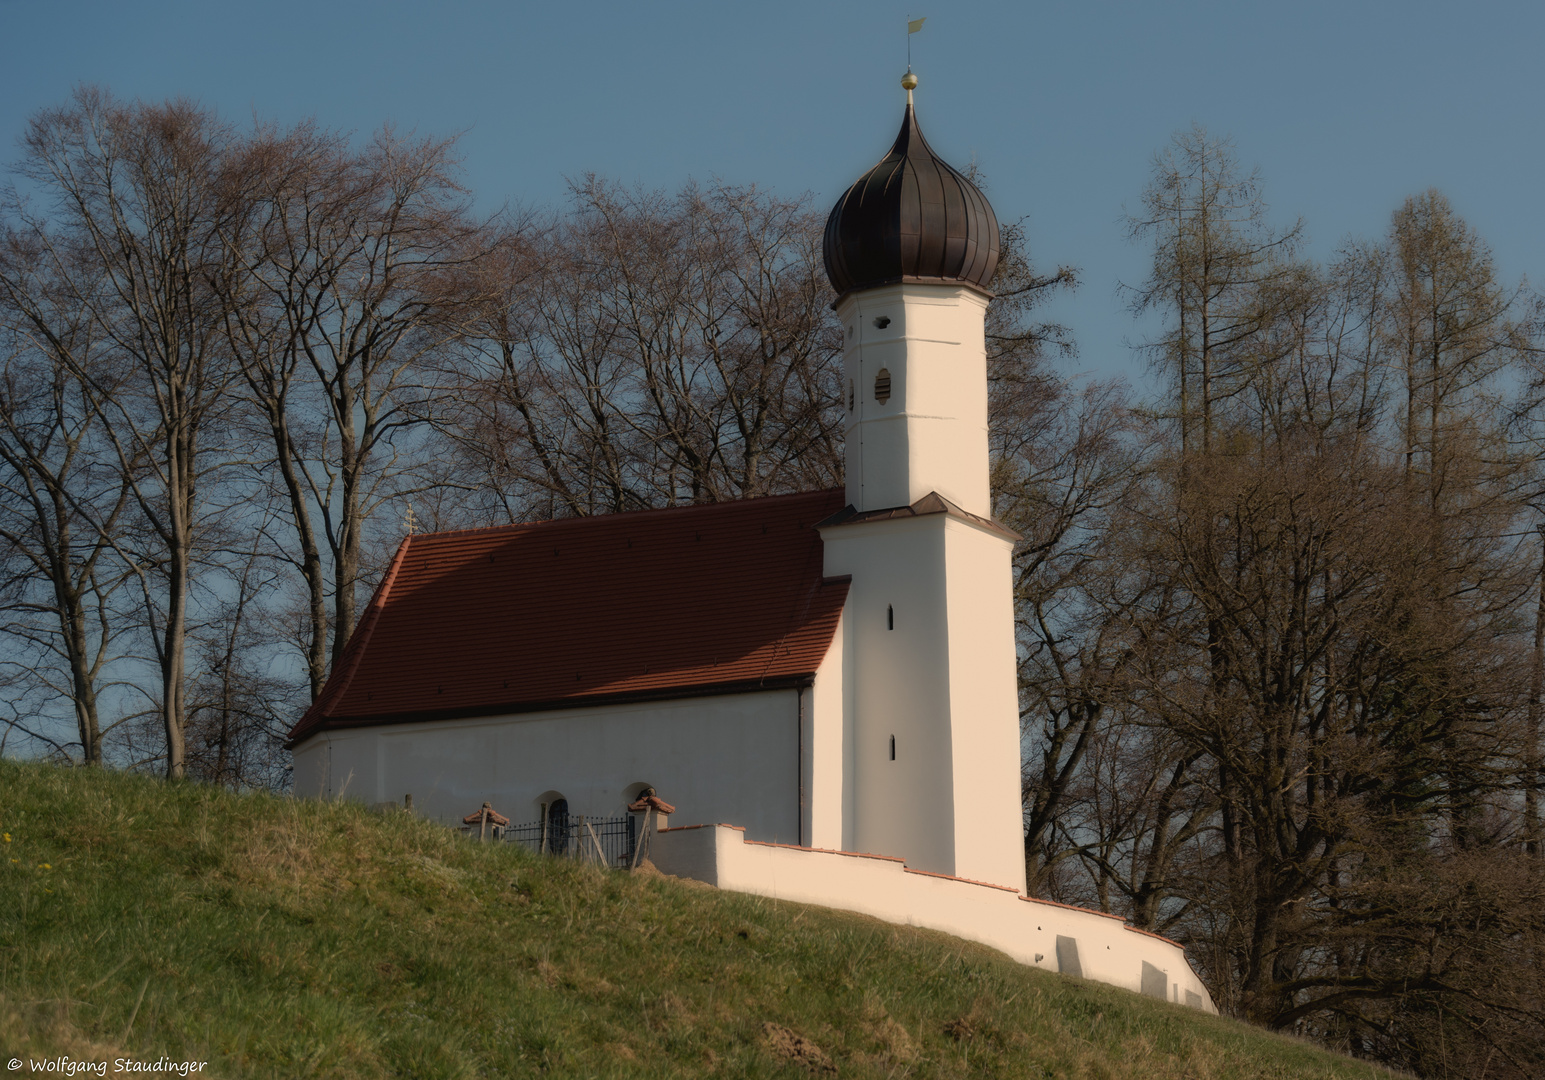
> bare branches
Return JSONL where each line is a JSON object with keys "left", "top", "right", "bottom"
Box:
{"left": 1127, "top": 125, "right": 1304, "bottom": 456}
{"left": 446, "top": 178, "right": 843, "bottom": 520}
{"left": 0, "top": 226, "right": 134, "bottom": 765}
{"left": 3, "top": 88, "right": 244, "bottom": 778}
{"left": 216, "top": 119, "right": 490, "bottom": 695}
{"left": 1013, "top": 130, "right": 1545, "bottom": 1074}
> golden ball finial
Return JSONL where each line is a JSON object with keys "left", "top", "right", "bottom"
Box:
{"left": 901, "top": 71, "right": 918, "bottom": 91}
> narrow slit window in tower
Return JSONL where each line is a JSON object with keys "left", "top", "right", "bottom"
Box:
{"left": 890, "top": 735, "right": 896, "bottom": 760}
{"left": 874, "top": 368, "right": 891, "bottom": 404}
{"left": 887, "top": 604, "right": 894, "bottom": 630}
{"left": 848, "top": 379, "right": 855, "bottom": 411}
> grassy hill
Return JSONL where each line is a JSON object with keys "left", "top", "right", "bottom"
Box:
{"left": 0, "top": 761, "right": 1403, "bottom": 1079}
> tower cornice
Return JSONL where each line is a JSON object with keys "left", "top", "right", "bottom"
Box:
{"left": 815, "top": 491, "right": 1020, "bottom": 544}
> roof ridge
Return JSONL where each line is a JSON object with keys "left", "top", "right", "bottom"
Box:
{"left": 405, "top": 489, "right": 847, "bottom": 544}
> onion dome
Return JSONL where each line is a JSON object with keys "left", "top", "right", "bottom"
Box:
{"left": 823, "top": 77, "right": 1000, "bottom": 301}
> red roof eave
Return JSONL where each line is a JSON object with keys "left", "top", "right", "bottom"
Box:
{"left": 287, "top": 672, "right": 823, "bottom": 748}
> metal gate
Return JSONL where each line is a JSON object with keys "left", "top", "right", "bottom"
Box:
{"left": 505, "top": 813, "right": 637, "bottom": 868}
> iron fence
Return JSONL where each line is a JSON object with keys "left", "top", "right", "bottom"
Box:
{"left": 504, "top": 813, "right": 637, "bottom": 868}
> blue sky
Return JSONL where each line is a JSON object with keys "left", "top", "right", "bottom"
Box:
{"left": 2, "top": 0, "right": 1540, "bottom": 386}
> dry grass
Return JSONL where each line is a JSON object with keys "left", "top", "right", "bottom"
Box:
{"left": 0, "top": 760, "right": 1407, "bottom": 1078}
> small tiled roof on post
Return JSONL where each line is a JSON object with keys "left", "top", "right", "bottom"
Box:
{"left": 628, "top": 793, "right": 676, "bottom": 815}
{"left": 288, "top": 490, "right": 850, "bottom": 746}
{"left": 462, "top": 803, "right": 510, "bottom": 827}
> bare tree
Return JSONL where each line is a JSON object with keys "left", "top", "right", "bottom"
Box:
{"left": 0, "top": 227, "right": 136, "bottom": 764}
{"left": 1128, "top": 434, "right": 1526, "bottom": 1015}
{"left": 1127, "top": 125, "right": 1303, "bottom": 456}
{"left": 9, "top": 88, "right": 243, "bottom": 777}
{"left": 1515, "top": 292, "right": 1545, "bottom": 857}
{"left": 183, "top": 529, "right": 294, "bottom": 789}
{"left": 217, "top": 122, "right": 489, "bottom": 694}
{"left": 1388, "top": 190, "right": 1515, "bottom": 509}
{"left": 448, "top": 178, "right": 843, "bottom": 521}
{"left": 968, "top": 192, "right": 1157, "bottom": 902}
{"left": 1005, "top": 377, "right": 1146, "bottom": 892}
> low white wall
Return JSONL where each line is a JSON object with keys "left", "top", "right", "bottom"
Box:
{"left": 651, "top": 824, "right": 1216, "bottom": 1013}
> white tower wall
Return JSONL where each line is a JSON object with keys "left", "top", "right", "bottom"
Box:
{"left": 836, "top": 284, "right": 992, "bottom": 518}
{"left": 939, "top": 518, "right": 1027, "bottom": 887}
{"left": 822, "top": 517, "right": 952, "bottom": 867}
{"left": 803, "top": 608, "right": 849, "bottom": 852}
{"left": 823, "top": 278, "right": 1025, "bottom": 889}
{"left": 822, "top": 514, "right": 1025, "bottom": 890}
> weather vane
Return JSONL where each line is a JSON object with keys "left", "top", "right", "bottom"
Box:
{"left": 906, "top": 15, "right": 925, "bottom": 72}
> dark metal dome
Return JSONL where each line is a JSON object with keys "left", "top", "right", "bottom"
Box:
{"left": 823, "top": 102, "right": 1000, "bottom": 301}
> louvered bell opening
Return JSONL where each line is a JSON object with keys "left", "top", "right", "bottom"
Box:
{"left": 874, "top": 368, "right": 892, "bottom": 404}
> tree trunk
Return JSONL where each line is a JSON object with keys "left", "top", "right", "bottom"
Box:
{"left": 1527, "top": 523, "right": 1545, "bottom": 857}
{"left": 65, "top": 599, "right": 103, "bottom": 765}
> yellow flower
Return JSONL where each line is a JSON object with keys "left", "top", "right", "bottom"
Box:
{"left": 39, "top": 863, "right": 51, "bottom": 870}
{"left": 2, "top": 833, "right": 10, "bottom": 842}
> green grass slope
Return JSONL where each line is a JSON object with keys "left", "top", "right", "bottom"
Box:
{"left": 1, "top": 761, "right": 1402, "bottom": 1079}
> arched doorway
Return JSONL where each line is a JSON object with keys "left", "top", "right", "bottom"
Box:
{"left": 546, "top": 797, "right": 570, "bottom": 855}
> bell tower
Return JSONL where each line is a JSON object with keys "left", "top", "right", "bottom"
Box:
{"left": 824, "top": 71, "right": 999, "bottom": 518}
{"left": 816, "top": 73, "right": 1026, "bottom": 891}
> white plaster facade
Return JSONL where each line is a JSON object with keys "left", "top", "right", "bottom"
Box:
{"left": 837, "top": 283, "right": 993, "bottom": 517}
{"left": 820, "top": 514, "right": 1024, "bottom": 890}
{"left": 292, "top": 685, "right": 820, "bottom": 842}
{"left": 819, "top": 280, "right": 1026, "bottom": 892}
{"left": 294, "top": 277, "right": 1026, "bottom": 891}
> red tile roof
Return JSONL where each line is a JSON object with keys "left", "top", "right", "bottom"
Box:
{"left": 288, "top": 490, "right": 850, "bottom": 746}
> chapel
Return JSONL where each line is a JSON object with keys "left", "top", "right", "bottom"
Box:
{"left": 288, "top": 75, "right": 1222, "bottom": 1013}
{"left": 289, "top": 74, "right": 1027, "bottom": 893}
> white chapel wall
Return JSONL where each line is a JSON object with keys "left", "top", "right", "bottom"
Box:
{"left": 821, "top": 510, "right": 1029, "bottom": 890}
{"left": 291, "top": 689, "right": 803, "bottom": 840}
